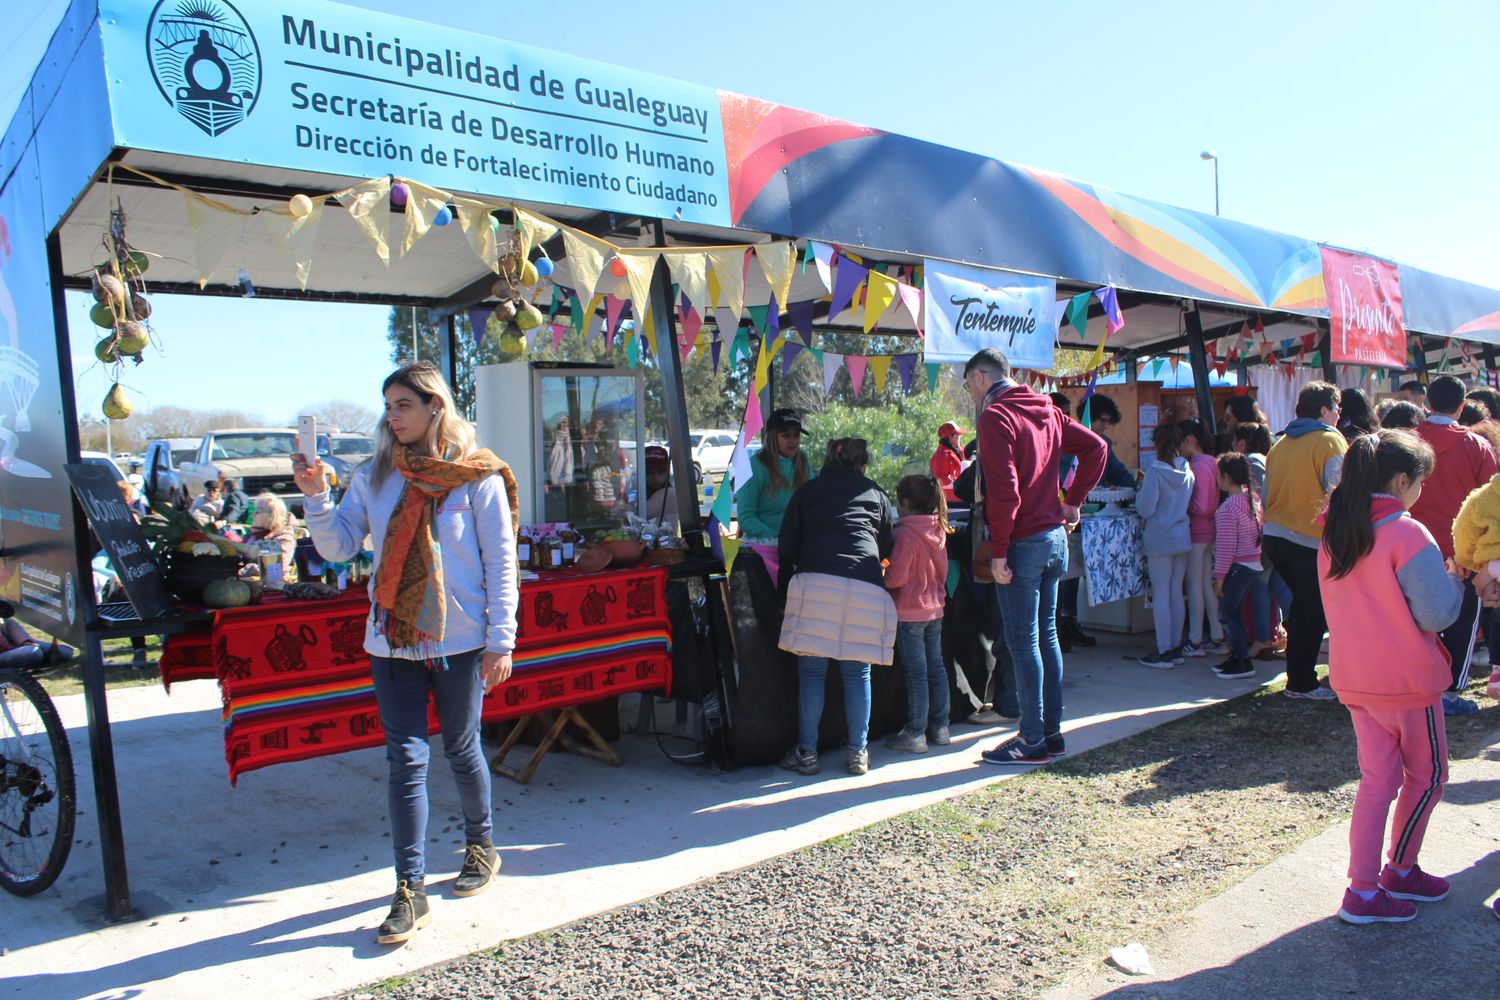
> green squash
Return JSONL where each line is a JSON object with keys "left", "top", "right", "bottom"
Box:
{"left": 202, "top": 577, "right": 253, "bottom": 609}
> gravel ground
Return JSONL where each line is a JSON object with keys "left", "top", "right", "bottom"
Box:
{"left": 341, "top": 679, "right": 1499, "bottom": 1000}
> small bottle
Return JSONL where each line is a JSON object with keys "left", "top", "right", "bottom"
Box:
{"left": 559, "top": 529, "right": 576, "bottom": 565}
{"left": 517, "top": 529, "right": 533, "bottom": 567}
{"left": 546, "top": 536, "right": 563, "bottom": 570}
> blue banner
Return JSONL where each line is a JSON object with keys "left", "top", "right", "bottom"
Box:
{"left": 99, "top": 0, "right": 730, "bottom": 225}
{"left": 923, "top": 260, "right": 1057, "bottom": 369}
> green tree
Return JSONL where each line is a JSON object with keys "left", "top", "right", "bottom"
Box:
{"left": 386, "top": 306, "right": 500, "bottom": 418}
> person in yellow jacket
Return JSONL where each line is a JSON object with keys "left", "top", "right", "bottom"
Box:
{"left": 1263, "top": 381, "right": 1347, "bottom": 700}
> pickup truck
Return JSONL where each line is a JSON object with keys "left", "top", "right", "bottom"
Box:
{"left": 141, "top": 437, "right": 202, "bottom": 507}
{"left": 178, "top": 428, "right": 307, "bottom": 513}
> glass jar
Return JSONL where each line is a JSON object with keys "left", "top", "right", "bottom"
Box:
{"left": 517, "top": 530, "right": 534, "bottom": 568}
{"left": 258, "top": 541, "right": 284, "bottom": 590}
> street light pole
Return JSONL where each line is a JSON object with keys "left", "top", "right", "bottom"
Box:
{"left": 1199, "top": 150, "right": 1219, "bottom": 216}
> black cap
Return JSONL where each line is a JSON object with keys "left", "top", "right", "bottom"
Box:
{"left": 767, "top": 408, "right": 806, "bottom": 434}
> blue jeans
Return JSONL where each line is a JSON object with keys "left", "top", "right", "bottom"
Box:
{"left": 994, "top": 525, "right": 1067, "bottom": 746}
{"left": 371, "top": 649, "right": 492, "bottom": 883}
{"left": 1216, "top": 564, "right": 1268, "bottom": 658}
{"left": 797, "top": 656, "right": 871, "bottom": 752}
{"left": 896, "top": 619, "right": 948, "bottom": 734}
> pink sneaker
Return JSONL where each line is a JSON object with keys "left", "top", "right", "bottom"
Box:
{"left": 1486, "top": 669, "right": 1500, "bottom": 700}
{"left": 1380, "top": 864, "right": 1450, "bottom": 902}
{"left": 1337, "top": 888, "right": 1417, "bottom": 924}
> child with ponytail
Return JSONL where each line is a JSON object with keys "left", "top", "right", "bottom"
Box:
{"left": 1320, "top": 430, "right": 1464, "bottom": 925}
{"left": 884, "top": 474, "right": 954, "bottom": 753}
{"left": 1211, "top": 453, "right": 1268, "bottom": 679}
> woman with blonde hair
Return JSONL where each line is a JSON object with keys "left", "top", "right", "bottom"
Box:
{"left": 248, "top": 492, "right": 297, "bottom": 577}
{"left": 734, "top": 408, "right": 811, "bottom": 540}
{"left": 296, "top": 360, "right": 520, "bottom": 946}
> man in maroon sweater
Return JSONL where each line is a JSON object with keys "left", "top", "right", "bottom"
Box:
{"left": 965, "top": 348, "right": 1108, "bottom": 764}
{"left": 1410, "top": 375, "right": 1498, "bottom": 715}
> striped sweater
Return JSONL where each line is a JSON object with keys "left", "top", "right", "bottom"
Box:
{"left": 1213, "top": 492, "right": 1262, "bottom": 581}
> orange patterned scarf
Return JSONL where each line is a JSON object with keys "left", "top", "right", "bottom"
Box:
{"left": 372, "top": 446, "right": 517, "bottom": 655}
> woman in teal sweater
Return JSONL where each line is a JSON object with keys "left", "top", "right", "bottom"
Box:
{"left": 736, "top": 408, "right": 811, "bottom": 539}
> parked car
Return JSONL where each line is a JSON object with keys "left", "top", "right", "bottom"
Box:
{"left": 141, "top": 437, "right": 201, "bottom": 507}
{"left": 689, "top": 428, "right": 739, "bottom": 480}
{"left": 178, "top": 428, "right": 305, "bottom": 513}
{"left": 316, "top": 432, "right": 375, "bottom": 497}
{"left": 81, "top": 450, "right": 128, "bottom": 485}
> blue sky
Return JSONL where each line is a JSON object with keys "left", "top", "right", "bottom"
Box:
{"left": 6, "top": 0, "right": 1498, "bottom": 420}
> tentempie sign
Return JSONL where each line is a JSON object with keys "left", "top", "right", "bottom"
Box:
{"left": 146, "top": 0, "right": 262, "bottom": 137}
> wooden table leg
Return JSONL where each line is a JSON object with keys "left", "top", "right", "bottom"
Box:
{"left": 489, "top": 706, "right": 623, "bottom": 784}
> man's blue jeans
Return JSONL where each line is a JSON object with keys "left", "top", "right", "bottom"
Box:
{"left": 994, "top": 525, "right": 1068, "bottom": 747}
{"left": 896, "top": 619, "right": 948, "bottom": 734}
{"left": 371, "top": 649, "right": 493, "bottom": 884}
{"left": 797, "top": 656, "right": 871, "bottom": 752}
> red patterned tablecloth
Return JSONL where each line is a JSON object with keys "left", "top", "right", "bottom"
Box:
{"left": 158, "top": 565, "right": 672, "bottom": 783}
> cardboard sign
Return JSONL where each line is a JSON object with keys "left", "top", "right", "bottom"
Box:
{"left": 65, "top": 463, "right": 174, "bottom": 621}
{"left": 1322, "top": 247, "right": 1406, "bottom": 368}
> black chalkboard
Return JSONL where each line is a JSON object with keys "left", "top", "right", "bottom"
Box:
{"left": 65, "top": 463, "right": 174, "bottom": 621}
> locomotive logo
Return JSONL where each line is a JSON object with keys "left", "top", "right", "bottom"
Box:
{"left": 145, "top": 1, "right": 261, "bottom": 137}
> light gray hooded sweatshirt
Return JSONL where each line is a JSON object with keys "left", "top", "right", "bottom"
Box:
{"left": 1136, "top": 456, "right": 1194, "bottom": 556}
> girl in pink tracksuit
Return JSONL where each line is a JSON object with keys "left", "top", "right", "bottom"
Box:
{"left": 1319, "top": 430, "right": 1464, "bottom": 925}
{"left": 884, "top": 475, "right": 953, "bottom": 754}
{"left": 1180, "top": 419, "right": 1226, "bottom": 656}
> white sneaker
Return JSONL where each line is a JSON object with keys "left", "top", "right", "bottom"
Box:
{"left": 966, "top": 708, "right": 1004, "bottom": 725}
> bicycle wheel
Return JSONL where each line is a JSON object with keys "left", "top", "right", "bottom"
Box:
{"left": 0, "top": 666, "right": 75, "bottom": 896}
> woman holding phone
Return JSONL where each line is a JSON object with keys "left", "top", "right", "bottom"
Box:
{"left": 295, "top": 360, "right": 520, "bottom": 946}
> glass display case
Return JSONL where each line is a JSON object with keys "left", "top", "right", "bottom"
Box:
{"left": 533, "top": 364, "right": 645, "bottom": 536}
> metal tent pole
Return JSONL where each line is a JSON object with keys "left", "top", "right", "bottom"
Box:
{"left": 646, "top": 220, "right": 703, "bottom": 548}
{"left": 1183, "top": 303, "right": 1217, "bottom": 438}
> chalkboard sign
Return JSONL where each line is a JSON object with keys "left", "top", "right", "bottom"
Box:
{"left": 65, "top": 463, "right": 174, "bottom": 621}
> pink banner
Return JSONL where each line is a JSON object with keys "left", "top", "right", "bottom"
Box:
{"left": 1321, "top": 247, "right": 1405, "bottom": 368}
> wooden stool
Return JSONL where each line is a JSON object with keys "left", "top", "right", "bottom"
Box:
{"left": 489, "top": 706, "right": 623, "bottom": 784}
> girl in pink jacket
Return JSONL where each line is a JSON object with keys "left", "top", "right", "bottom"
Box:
{"left": 884, "top": 475, "right": 953, "bottom": 754}
{"left": 1319, "top": 430, "right": 1464, "bottom": 925}
{"left": 1180, "top": 419, "right": 1226, "bottom": 656}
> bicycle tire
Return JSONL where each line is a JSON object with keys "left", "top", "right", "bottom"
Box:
{"left": 0, "top": 666, "right": 76, "bottom": 896}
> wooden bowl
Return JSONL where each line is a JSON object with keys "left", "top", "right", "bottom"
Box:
{"left": 598, "top": 539, "right": 646, "bottom": 566}
{"left": 573, "top": 545, "right": 614, "bottom": 572}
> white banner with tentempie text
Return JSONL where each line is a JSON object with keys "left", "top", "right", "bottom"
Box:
{"left": 923, "top": 260, "right": 1057, "bottom": 369}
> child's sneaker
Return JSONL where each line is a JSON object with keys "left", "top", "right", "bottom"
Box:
{"left": 1201, "top": 639, "right": 1225, "bottom": 654}
{"left": 1180, "top": 641, "right": 1206, "bottom": 658}
{"left": 1379, "top": 864, "right": 1450, "bottom": 902}
{"left": 1284, "top": 685, "right": 1338, "bottom": 702}
{"left": 884, "top": 729, "right": 928, "bottom": 754}
{"left": 778, "top": 746, "right": 819, "bottom": 775}
{"left": 1337, "top": 887, "right": 1417, "bottom": 924}
{"left": 980, "top": 736, "right": 1048, "bottom": 765}
{"left": 1138, "top": 649, "right": 1178, "bottom": 669}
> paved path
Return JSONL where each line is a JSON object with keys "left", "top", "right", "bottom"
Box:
{"left": 0, "top": 639, "right": 1266, "bottom": 1000}
{"left": 1047, "top": 728, "right": 1500, "bottom": 999}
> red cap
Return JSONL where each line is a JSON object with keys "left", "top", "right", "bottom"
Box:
{"left": 644, "top": 445, "right": 670, "bottom": 469}
{"left": 938, "top": 421, "right": 966, "bottom": 438}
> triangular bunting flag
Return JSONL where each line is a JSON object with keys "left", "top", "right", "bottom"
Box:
{"left": 746, "top": 304, "right": 770, "bottom": 336}
{"left": 754, "top": 241, "right": 797, "bottom": 317}
{"left": 467, "top": 306, "right": 492, "bottom": 348}
{"left": 617, "top": 250, "right": 660, "bottom": 353}
{"left": 398, "top": 179, "right": 453, "bottom": 257}
{"left": 846, "top": 354, "right": 868, "bottom": 397}
{"left": 782, "top": 341, "right": 803, "bottom": 376}
{"left": 562, "top": 229, "right": 609, "bottom": 311}
{"left": 788, "top": 299, "right": 816, "bottom": 344}
{"left": 513, "top": 206, "right": 559, "bottom": 267}
{"left": 711, "top": 473, "right": 734, "bottom": 524}
{"left": 864, "top": 271, "right": 899, "bottom": 334}
{"left": 664, "top": 251, "right": 710, "bottom": 320}
{"left": 335, "top": 177, "right": 393, "bottom": 266}
{"left": 604, "top": 295, "right": 628, "bottom": 340}
{"left": 678, "top": 294, "right": 703, "bottom": 363}
{"left": 869, "top": 355, "right": 891, "bottom": 392}
{"left": 182, "top": 192, "right": 244, "bottom": 287}
{"left": 895, "top": 354, "right": 917, "bottom": 393}
{"left": 823, "top": 352, "right": 842, "bottom": 396}
{"left": 1093, "top": 285, "right": 1125, "bottom": 333}
{"left": 453, "top": 198, "right": 502, "bottom": 273}
{"left": 550, "top": 322, "right": 567, "bottom": 348}
{"left": 926, "top": 362, "right": 941, "bottom": 393}
{"left": 743, "top": 387, "right": 765, "bottom": 442}
{"left": 721, "top": 536, "right": 742, "bottom": 574}
{"left": 706, "top": 246, "right": 747, "bottom": 320}
{"left": 259, "top": 198, "right": 324, "bottom": 290}
{"left": 897, "top": 282, "right": 924, "bottom": 334}
{"left": 811, "top": 241, "right": 836, "bottom": 292}
{"left": 1065, "top": 291, "right": 1092, "bottom": 341}
{"left": 828, "top": 258, "right": 868, "bottom": 323}
{"left": 711, "top": 337, "right": 723, "bottom": 375}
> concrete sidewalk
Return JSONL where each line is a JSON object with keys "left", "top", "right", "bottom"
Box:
{"left": 1048, "top": 728, "right": 1500, "bottom": 999}
{"left": 0, "top": 640, "right": 1278, "bottom": 1000}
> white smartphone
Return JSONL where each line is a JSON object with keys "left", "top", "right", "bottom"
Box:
{"left": 297, "top": 415, "right": 318, "bottom": 467}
